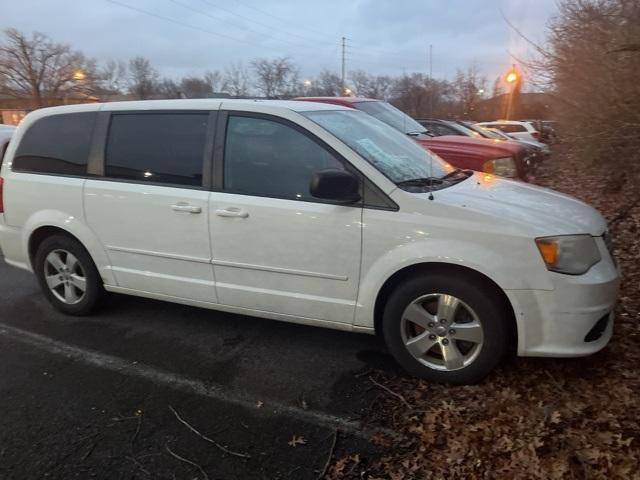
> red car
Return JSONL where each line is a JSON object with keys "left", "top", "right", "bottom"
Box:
{"left": 295, "top": 97, "right": 532, "bottom": 180}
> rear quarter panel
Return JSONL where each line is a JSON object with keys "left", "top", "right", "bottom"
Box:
{"left": 2, "top": 172, "right": 115, "bottom": 284}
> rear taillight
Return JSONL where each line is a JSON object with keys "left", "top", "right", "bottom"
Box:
{"left": 0, "top": 177, "right": 4, "bottom": 213}
{"left": 531, "top": 131, "right": 540, "bottom": 139}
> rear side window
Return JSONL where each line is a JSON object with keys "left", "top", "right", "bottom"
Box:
{"left": 13, "top": 112, "right": 96, "bottom": 175}
{"left": 105, "top": 113, "right": 208, "bottom": 187}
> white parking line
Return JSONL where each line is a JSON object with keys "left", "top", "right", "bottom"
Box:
{"left": 0, "top": 322, "right": 399, "bottom": 440}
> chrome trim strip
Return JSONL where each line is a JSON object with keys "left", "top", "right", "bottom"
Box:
{"left": 106, "top": 245, "right": 210, "bottom": 264}
{"left": 105, "top": 246, "right": 348, "bottom": 281}
{"left": 211, "top": 259, "right": 348, "bottom": 281}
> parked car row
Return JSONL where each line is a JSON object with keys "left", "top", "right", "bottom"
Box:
{"left": 295, "top": 97, "right": 536, "bottom": 181}
{"left": 416, "top": 118, "right": 550, "bottom": 176}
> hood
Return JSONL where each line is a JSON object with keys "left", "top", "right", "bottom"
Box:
{"left": 416, "top": 134, "right": 523, "bottom": 159}
{"left": 435, "top": 173, "right": 607, "bottom": 236}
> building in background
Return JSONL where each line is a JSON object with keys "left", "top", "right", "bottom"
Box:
{"left": 0, "top": 93, "right": 99, "bottom": 125}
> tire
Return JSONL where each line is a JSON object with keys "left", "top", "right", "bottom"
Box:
{"left": 34, "top": 234, "right": 104, "bottom": 316}
{"left": 382, "top": 273, "right": 509, "bottom": 385}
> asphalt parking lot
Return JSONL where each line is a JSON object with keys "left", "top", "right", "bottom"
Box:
{"left": 0, "top": 254, "right": 398, "bottom": 479}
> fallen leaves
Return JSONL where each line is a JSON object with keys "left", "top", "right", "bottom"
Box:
{"left": 329, "top": 146, "right": 640, "bottom": 479}
{"left": 288, "top": 435, "right": 307, "bottom": 447}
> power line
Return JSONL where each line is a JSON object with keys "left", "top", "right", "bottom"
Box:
{"left": 107, "top": 0, "right": 425, "bottom": 79}
{"left": 197, "top": 0, "right": 338, "bottom": 49}
{"left": 107, "top": 0, "right": 339, "bottom": 63}
{"left": 107, "top": 0, "right": 259, "bottom": 47}
{"left": 170, "top": 1, "right": 421, "bottom": 73}
{"left": 169, "top": 0, "right": 331, "bottom": 52}
{"left": 230, "top": 0, "right": 337, "bottom": 42}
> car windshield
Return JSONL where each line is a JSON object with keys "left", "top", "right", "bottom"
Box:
{"left": 353, "top": 101, "right": 428, "bottom": 135}
{"left": 487, "top": 128, "right": 512, "bottom": 140}
{"left": 303, "top": 109, "right": 453, "bottom": 184}
{"left": 466, "top": 123, "right": 501, "bottom": 139}
{"left": 442, "top": 121, "right": 480, "bottom": 137}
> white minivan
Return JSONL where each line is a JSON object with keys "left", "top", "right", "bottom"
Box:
{"left": 0, "top": 100, "right": 619, "bottom": 384}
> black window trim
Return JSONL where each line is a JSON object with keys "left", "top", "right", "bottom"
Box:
{"left": 9, "top": 108, "right": 398, "bottom": 211}
{"left": 96, "top": 110, "right": 217, "bottom": 191}
{"left": 214, "top": 109, "right": 398, "bottom": 211}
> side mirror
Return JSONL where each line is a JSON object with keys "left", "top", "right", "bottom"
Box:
{"left": 310, "top": 169, "right": 361, "bottom": 204}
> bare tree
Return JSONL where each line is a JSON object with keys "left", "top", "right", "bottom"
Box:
{"left": 204, "top": 70, "right": 223, "bottom": 93}
{"left": 128, "top": 56, "right": 159, "bottom": 100}
{"left": 222, "top": 62, "right": 250, "bottom": 97}
{"left": 0, "top": 28, "right": 97, "bottom": 105}
{"left": 99, "top": 59, "right": 128, "bottom": 95}
{"left": 529, "top": 0, "right": 640, "bottom": 194}
{"left": 451, "top": 66, "right": 487, "bottom": 119}
{"left": 180, "top": 77, "right": 212, "bottom": 98}
{"left": 251, "top": 57, "right": 298, "bottom": 98}
{"left": 156, "top": 78, "right": 181, "bottom": 99}
{"left": 350, "top": 70, "right": 393, "bottom": 99}
{"left": 491, "top": 76, "right": 505, "bottom": 98}
{"left": 307, "top": 70, "right": 342, "bottom": 96}
{"left": 388, "top": 73, "right": 455, "bottom": 118}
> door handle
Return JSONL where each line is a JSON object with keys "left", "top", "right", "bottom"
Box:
{"left": 171, "top": 203, "right": 202, "bottom": 214}
{"left": 215, "top": 207, "right": 249, "bottom": 218}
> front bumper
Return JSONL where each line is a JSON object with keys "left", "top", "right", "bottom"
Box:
{"left": 507, "top": 237, "right": 620, "bottom": 357}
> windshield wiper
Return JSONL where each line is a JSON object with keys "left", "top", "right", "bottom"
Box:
{"left": 406, "top": 130, "right": 429, "bottom": 137}
{"left": 396, "top": 177, "right": 444, "bottom": 187}
{"left": 441, "top": 168, "right": 463, "bottom": 179}
{"left": 441, "top": 168, "right": 473, "bottom": 180}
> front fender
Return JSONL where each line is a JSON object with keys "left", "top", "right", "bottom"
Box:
{"left": 354, "top": 237, "right": 553, "bottom": 329}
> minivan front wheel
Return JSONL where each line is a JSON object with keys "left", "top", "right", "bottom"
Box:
{"left": 382, "top": 273, "right": 508, "bottom": 384}
{"left": 34, "top": 235, "right": 103, "bottom": 315}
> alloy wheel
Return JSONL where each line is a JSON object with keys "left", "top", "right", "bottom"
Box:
{"left": 400, "top": 293, "right": 484, "bottom": 371}
{"left": 44, "top": 249, "right": 87, "bottom": 305}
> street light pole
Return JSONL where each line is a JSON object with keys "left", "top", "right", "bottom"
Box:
{"left": 341, "top": 36, "right": 346, "bottom": 96}
{"left": 428, "top": 44, "right": 433, "bottom": 118}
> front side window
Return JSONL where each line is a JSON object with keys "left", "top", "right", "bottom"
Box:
{"left": 105, "top": 113, "right": 208, "bottom": 186}
{"left": 223, "top": 115, "right": 345, "bottom": 200}
{"left": 304, "top": 110, "right": 452, "bottom": 184}
{"left": 13, "top": 112, "right": 96, "bottom": 175}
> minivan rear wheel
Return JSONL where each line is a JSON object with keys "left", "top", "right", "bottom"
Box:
{"left": 382, "top": 273, "right": 509, "bottom": 384}
{"left": 34, "top": 235, "right": 104, "bottom": 315}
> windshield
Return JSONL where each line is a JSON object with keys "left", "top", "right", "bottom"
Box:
{"left": 442, "top": 120, "right": 480, "bottom": 138}
{"left": 353, "top": 101, "right": 428, "bottom": 135}
{"left": 487, "top": 128, "right": 512, "bottom": 140}
{"left": 303, "top": 109, "right": 453, "bottom": 184}
{"left": 466, "top": 123, "right": 501, "bottom": 139}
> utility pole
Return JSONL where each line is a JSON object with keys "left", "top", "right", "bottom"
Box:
{"left": 428, "top": 44, "right": 433, "bottom": 118}
{"left": 341, "top": 36, "right": 346, "bottom": 96}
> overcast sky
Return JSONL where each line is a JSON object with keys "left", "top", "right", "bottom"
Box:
{"left": 3, "top": 0, "right": 557, "bottom": 84}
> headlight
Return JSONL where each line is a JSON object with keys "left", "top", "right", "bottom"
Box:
{"left": 535, "top": 235, "right": 601, "bottom": 275}
{"left": 482, "top": 157, "right": 517, "bottom": 177}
